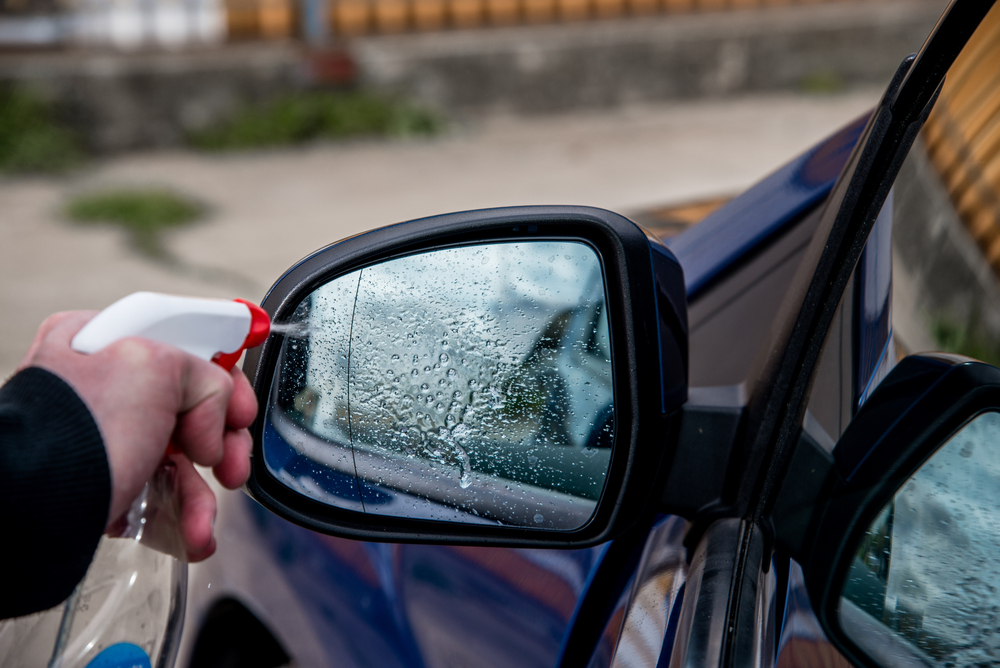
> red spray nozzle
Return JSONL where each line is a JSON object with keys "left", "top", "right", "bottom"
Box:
{"left": 211, "top": 299, "right": 272, "bottom": 371}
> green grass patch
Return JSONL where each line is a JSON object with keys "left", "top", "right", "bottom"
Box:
{"left": 66, "top": 188, "right": 204, "bottom": 259}
{"left": 932, "top": 317, "right": 1000, "bottom": 367}
{"left": 189, "top": 90, "right": 441, "bottom": 151}
{"left": 0, "top": 86, "right": 83, "bottom": 173}
{"left": 800, "top": 71, "right": 847, "bottom": 95}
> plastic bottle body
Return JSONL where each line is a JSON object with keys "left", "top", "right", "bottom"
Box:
{"left": 0, "top": 536, "right": 187, "bottom": 668}
{"left": 0, "top": 293, "right": 270, "bottom": 667}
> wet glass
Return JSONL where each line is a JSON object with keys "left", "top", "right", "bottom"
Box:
{"left": 263, "top": 241, "right": 614, "bottom": 530}
{"left": 839, "top": 411, "right": 1000, "bottom": 667}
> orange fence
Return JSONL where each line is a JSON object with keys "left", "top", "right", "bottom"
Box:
{"left": 226, "top": 0, "right": 866, "bottom": 40}
{"left": 922, "top": 3, "right": 1000, "bottom": 274}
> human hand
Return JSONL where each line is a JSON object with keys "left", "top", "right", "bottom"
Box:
{"left": 18, "top": 311, "right": 258, "bottom": 561}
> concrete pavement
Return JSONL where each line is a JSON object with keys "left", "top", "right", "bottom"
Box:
{"left": 0, "top": 89, "right": 880, "bottom": 377}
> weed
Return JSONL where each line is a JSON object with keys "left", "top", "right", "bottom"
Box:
{"left": 932, "top": 317, "right": 1000, "bottom": 367}
{"left": 190, "top": 90, "right": 441, "bottom": 151}
{"left": 0, "top": 86, "right": 83, "bottom": 173}
{"left": 66, "top": 188, "right": 203, "bottom": 259}
{"left": 800, "top": 71, "right": 847, "bottom": 95}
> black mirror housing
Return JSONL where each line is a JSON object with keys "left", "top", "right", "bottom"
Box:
{"left": 242, "top": 205, "right": 688, "bottom": 549}
{"left": 775, "top": 354, "right": 1000, "bottom": 668}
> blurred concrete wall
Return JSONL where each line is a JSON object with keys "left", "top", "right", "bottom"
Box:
{"left": 354, "top": 0, "right": 945, "bottom": 115}
{"left": 0, "top": 0, "right": 946, "bottom": 151}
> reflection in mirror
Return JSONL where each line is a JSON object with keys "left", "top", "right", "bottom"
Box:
{"left": 263, "top": 241, "right": 613, "bottom": 530}
{"left": 840, "top": 411, "right": 1000, "bottom": 667}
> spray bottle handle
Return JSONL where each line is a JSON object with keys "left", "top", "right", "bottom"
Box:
{"left": 71, "top": 293, "right": 272, "bottom": 559}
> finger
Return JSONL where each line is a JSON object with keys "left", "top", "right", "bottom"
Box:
{"left": 226, "top": 367, "right": 258, "bottom": 431}
{"left": 171, "top": 455, "right": 217, "bottom": 562}
{"left": 18, "top": 311, "right": 98, "bottom": 370}
{"left": 213, "top": 427, "right": 252, "bottom": 490}
{"left": 173, "top": 360, "right": 234, "bottom": 467}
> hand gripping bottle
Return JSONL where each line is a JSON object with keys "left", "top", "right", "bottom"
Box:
{"left": 0, "top": 293, "right": 270, "bottom": 668}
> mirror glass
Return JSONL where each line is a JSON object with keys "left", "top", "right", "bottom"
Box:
{"left": 263, "top": 241, "right": 614, "bottom": 530}
{"left": 839, "top": 411, "right": 1000, "bottom": 667}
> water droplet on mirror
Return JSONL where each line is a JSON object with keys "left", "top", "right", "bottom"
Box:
{"left": 447, "top": 369, "right": 457, "bottom": 379}
{"left": 411, "top": 369, "right": 419, "bottom": 377}
{"left": 424, "top": 366, "right": 432, "bottom": 373}
{"left": 440, "top": 353, "right": 450, "bottom": 365}
{"left": 534, "top": 514, "right": 544, "bottom": 524}
{"left": 456, "top": 443, "right": 472, "bottom": 488}
{"left": 527, "top": 455, "right": 539, "bottom": 466}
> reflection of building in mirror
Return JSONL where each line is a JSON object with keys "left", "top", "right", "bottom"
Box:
{"left": 263, "top": 240, "right": 616, "bottom": 531}
{"left": 841, "top": 411, "right": 1000, "bottom": 667}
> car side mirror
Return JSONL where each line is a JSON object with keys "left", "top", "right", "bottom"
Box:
{"left": 774, "top": 354, "right": 1000, "bottom": 668}
{"left": 243, "top": 206, "right": 688, "bottom": 548}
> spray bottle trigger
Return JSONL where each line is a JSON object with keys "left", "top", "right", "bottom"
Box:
{"left": 211, "top": 300, "right": 271, "bottom": 370}
{"left": 234, "top": 299, "right": 271, "bottom": 347}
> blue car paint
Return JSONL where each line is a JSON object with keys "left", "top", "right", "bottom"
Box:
{"left": 776, "top": 562, "right": 834, "bottom": 668}
{"left": 583, "top": 515, "right": 689, "bottom": 668}
{"left": 241, "top": 113, "right": 886, "bottom": 668}
{"left": 247, "top": 495, "right": 604, "bottom": 667}
{"left": 855, "top": 191, "right": 895, "bottom": 409}
{"left": 667, "top": 113, "right": 870, "bottom": 300}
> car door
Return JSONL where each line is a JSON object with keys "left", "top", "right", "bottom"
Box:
{"left": 191, "top": 3, "right": 1000, "bottom": 668}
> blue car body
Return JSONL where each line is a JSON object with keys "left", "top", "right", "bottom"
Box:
{"left": 180, "top": 106, "right": 889, "bottom": 668}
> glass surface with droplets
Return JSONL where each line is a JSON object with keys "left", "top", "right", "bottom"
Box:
{"left": 263, "top": 241, "right": 614, "bottom": 530}
{"left": 839, "top": 411, "right": 1000, "bottom": 667}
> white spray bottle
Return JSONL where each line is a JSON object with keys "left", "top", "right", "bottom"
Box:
{"left": 0, "top": 292, "right": 270, "bottom": 668}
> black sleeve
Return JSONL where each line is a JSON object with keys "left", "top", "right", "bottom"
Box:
{"left": 0, "top": 367, "right": 111, "bottom": 618}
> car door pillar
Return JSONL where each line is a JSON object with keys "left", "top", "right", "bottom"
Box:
{"left": 670, "top": 518, "right": 769, "bottom": 668}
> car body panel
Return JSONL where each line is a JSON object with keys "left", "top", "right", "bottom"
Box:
{"left": 666, "top": 114, "right": 869, "bottom": 301}
{"left": 181, "top": 111, "right": 873, "bottom": 668}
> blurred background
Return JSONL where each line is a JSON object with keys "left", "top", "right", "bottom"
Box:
{"left": 0, "top": 0, "right": 949, "bottom": 376}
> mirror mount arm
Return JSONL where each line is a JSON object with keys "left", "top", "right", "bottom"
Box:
{"left": 660, "top": 386, "right": 745, "bottom": 545}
